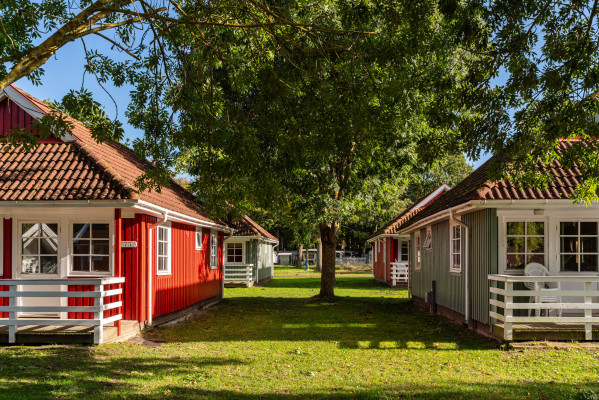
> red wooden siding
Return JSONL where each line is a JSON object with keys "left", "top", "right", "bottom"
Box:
{"left": 372, "top": 237, "right": 394, "bottom": 283}
{"left": 0, "top": 98, "right": 62, "bottom": 142}
{"left": 152, "top": 224, "right": 222, "bottom": 319}
{"left": 0, "top": 218, "right": 12, "bottom": 317}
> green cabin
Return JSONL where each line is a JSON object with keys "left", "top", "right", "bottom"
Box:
{"left": 224, "top": 216, "right": 278, "bottom": 286}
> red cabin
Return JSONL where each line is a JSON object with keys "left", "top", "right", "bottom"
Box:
{"left": 368, "top": 185, "right": 450, "bottom": 286}
{"left": 0, "top": 86, "right": 232, "bottom": 344}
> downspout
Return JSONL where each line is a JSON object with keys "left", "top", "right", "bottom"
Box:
{"left": 450, "top": 210, "right": 470, "bottom": 324}
{"left": 147, "top": 212, "right": 168, "bottom": 326}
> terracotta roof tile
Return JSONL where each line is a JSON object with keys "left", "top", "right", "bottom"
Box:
{"left": 229, "top": 215, "right": 278, "bottom": 241}
{"left": 2, "top": 86, "right": 220, "bottom": 225}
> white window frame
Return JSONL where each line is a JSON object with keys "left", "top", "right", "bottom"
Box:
{"left": 156, "top": 224, "right": 172, "bottom": 276}
{"left": 17, "top": 221, "right": 61, "bottom": 277}
{"left": 70, "top": 221, "right": 112, "bottom": 276}
{"left": 374, "top": 241, "right": 378, "bottom": 262}
{"left": 398, "top": 240, "right": 409, "bottom": 262}
{"left": 0, "top": 216, "right": 3, "bottom": 276}
{"left": 449, "top": 222, "right": 462, "bottom": 273}
{"left": 558, "top": 220, "right": 599, "bottom": 273}
{"left": 415, "top": 232, "right": 421, "bottom": 270}
{"left": 503, "top": 219, "right": 546, "bottom": 273}
{"left": 195, "top": 227, "right": 203, "bottom": 251}
{"left": 210, "top": 232, "right": 218, "bottom": 269}
{"left": 226, "top": 241, "right": 244, "bottom": 264}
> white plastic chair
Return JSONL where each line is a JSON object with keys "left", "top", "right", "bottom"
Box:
{"left": 524, "top": 263, "right": 562, "bottom": 317}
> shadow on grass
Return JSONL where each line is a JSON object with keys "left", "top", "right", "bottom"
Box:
{"left": 263, "top": 276, "right": 386, "bottom": 290}
{"left": 145, "top": 294, "right": 497, "bottom": 351}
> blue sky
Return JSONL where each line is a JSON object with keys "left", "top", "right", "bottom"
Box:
{"left": 14, "top": 37, "right": 491, "bottom": 168}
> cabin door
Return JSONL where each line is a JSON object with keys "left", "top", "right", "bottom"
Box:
{"left": 17, "top": 222, "right": 62, "bottom": 319}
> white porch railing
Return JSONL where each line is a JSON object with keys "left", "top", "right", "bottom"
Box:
{"left": 390, "top": 262, "right": 409, "bottom": 286}
{"left": 489, "top": 274, "right": 599, "bottom": 340}
{"left": 0, "top": 277, "right": 125, "bottom": 344}
{"left": 224, "top": 264, "right": 253, "bottom": 286}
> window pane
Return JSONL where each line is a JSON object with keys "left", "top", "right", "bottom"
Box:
{"left": 159, "top": 242, "right": 167, "bottom": 257}
{"left": 507, "top": 237, "right": 524, "bottom": 253}
{"left": 453, "top": 240, "right": 460, "bottom": 253}
{"left": 22, "top": 223, "right": 38, "bottom": 237}
{"left": 560, "top": 255, "right": 578, "bottom": 271}
{"left": 22, "top": 256, "right": 38, "bottom": 274}
{"left": 22, "top": 238, "right": 38, "bottom": 255}
{"left": 560, "top": 237, "right": 578, "bottom": 253}
{"left": 73, "top": 240, "right": 90, "bottom": 255}
{"left": 526, "top": 254, "right": 545, "bottom": 266}
{"left": 92, "top": 224, "right": 109, "bottom": 239}
{"left": 560, "top": 222, "right": 578, "bottom": 236}
{"left": 158, "top": 257, "right": 166, "bottom": 271}
{"left": 159, "top": 227, "right": 167, "bottom": 241}
{"left": 40, "top": 256, "right": 58, "bottom": 274}
{"left": 527, "top": 222, "right": 544, "bottom": 236}
{"left": 92, "top": 256, "right": 110, "bottom": 272}
{"left": 507, "top": 222, "right": 525, "bottom": 235}
{"left": 507, "top": 254, "right": 525, "bottom": 269}
{"left": 41, "top": 224, "right": 58, "bottom": 238}
{"left": 93, "top": 240, "right": 110, "bottom": 255}
{"left": 581, "top": 255, "right": 598, "bottom": 272}
{"left": 527, "top": 237, "right": 544, "bottom": 253}
{"left": 582, "top": 237, "right": 598, "bottom": 253}
{"left": 40, "top": 238, "right": 58, "bottom": 255}
{"left": 453, "top": 226, "right": 460, "bottom": 239}
{"left": 73, "top": 256, "right": 90, "bottom": 272}
{"left": 581, "top": 222, "right": 598, "bottom": 236}
{"left": 73, "top": 224, "right": 90, "bottom": 239}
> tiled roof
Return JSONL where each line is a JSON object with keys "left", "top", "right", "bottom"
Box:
{"left": 230, "top": 215, "right": 278, "bottom": 241}
{"left": 1, "top": 86, "right": 217, "bottom": 224}
{"left": 0, "top": 143, "right": 132, "bottom": 201}
{"left": 368, "top": 184, "right": 450, "bottom": 240}
{"left": 399, "top": 141, "right": 583, "bottom": 231}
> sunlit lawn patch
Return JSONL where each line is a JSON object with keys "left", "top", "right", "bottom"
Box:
{"left": 0, "top": 277, "right": 597, "bottom": 399}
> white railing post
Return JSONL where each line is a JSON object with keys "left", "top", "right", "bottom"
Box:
{"left": 585, "top": 281, "right": 592, "bottom": 341}
{"left": 93, "top": 283, "right": 104, "bottom": 344}
{"left": 8, "top": 284, "right": 16, "bottom": 344}
{"left": 504, "top": 281, "right": 513, "bottom": 341}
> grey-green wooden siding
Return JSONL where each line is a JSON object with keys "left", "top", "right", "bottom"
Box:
{"left": 244, "top": 239, "right": 274, "bottom": 283}
{"left": 409, "top": 209, "right": 497, "bottom": 324}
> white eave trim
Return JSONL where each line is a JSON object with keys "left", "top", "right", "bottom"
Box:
{"left": 366, "top": 233, "right": 408, "bottom": 243}
{"left": 225, "top": 235, "right": 279, "bottom": 244}
{"left": 2, "top": 86, "right": 77, "bottom": 142}
{"left": 398, "top": 198, "right": 592, "bottom": 235}
{"left": 0, "top": 199, "right": 138, "bottom": 207}
{"left": 132, "top": 200, "right": 233, "bottom": 233}
{"left": 412, "top": 183, "right": 451, "bottom": 210}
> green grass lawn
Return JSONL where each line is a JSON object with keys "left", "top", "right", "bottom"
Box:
{"left": 0, "top": 278, "right": 598, "bottom": 399}
{"left": 274, "top": 264, "right": 371, "bottom": 277}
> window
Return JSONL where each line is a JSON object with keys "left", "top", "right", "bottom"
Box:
{"left": 560, "top": 221, "right": 598, "bottom": 272}
{"left": 72, "top": 223, "right": 110, "bottom": 274}
{"left": 374, "top": 241, "right": 378, "bottom": 262}
{"left": 423, "top": 227, "right": 432, "bottom": 250}
{"left": 399, "top": 240, "right": 409, "bottom": 262}
{"left": 505, "top": 221, "right": 545, "bottom": 270}
{"left": 226, "top": 242, "right": 243, "bottom": 263}
{"left": 195, "top": 228, "right": 203, "bottom": 251}
{"left": 210, "top": 233, "right": 218, "bottom": 269}
{"left": 415, "top": 233, "right": 421, "bottom": 270}
{"left": 450, "top": 224, "right": 462, "bottom": 272}
{"left": 157, "top": 225, "right": 171, "bottom": 275}
{"left": 21, "top": 223, "right": 58, "bottom": 274}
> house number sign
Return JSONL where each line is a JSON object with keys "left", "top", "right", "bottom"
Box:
{"left": 121, "top": 241, "right": 138, "bottom": 248}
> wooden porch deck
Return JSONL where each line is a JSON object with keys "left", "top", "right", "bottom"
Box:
{"left": 0, "top": 320, "right": 142, "bottom": 345}
{"left": 493, "top": 322, "right": 599, "bottom": 341}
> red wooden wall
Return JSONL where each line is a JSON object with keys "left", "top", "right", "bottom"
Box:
{"left": 0, "top": 98, "right": 62, "bottom": 142}
{"left": 372, "top": 237, "right": 395, "bottom": 283}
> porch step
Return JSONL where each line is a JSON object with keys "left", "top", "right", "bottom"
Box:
{"left": 0, "top": 321, "right": 143, "bottom": 345}
{"left": 494, "top": 323, "right": 599, "bottom": 341}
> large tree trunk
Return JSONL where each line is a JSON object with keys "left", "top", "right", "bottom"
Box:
{"left": 319, "top": 221, "right": 340, "bottom": 299}
{"left": 296, "top": 243, "right": 304, "bottom": 269}
{"left": 316, "top": 237, "right": 323, "bottom": 272}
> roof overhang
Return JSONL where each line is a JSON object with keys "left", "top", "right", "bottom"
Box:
{"left": 366, "top": 233, "right": 409, "bottom": 243}
{"left": 397, "top": 198, "right": 590, "bottom": 235}
{"left": 225, "top": 235, "right": 279, "bottom": 244}
{"left": 1, "top": 86, "right": 77, "bottom": 142}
